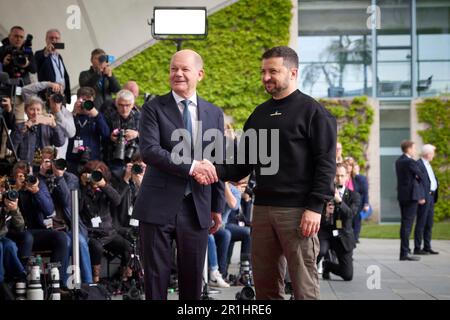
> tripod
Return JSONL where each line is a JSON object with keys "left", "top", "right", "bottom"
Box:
{"left": 122, "top": 230, "right": 144, "bottom": 299}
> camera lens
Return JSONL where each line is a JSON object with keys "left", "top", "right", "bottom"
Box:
{"left": 26, "top": 175, "right": 38, "bottom": 185}
{"left": 98, "top": 55, "right": 108, "bottom": 64}
{"left": 82, "top": 100, "right": 95, "bottom": 111}
{"left": 90, "top": 170, "right": 103, "bottom": 183}
{"left": 6, "top": 190, "right": 19, "bottom": 201}
{"left": 131, "top": 164, "right": 143, "bottom": 175}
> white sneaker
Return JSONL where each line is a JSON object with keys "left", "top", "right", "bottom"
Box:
{"left": 317, "top": 258, "right": 323, "bottom": 274}
{"left": 209, "top": 270, "right": 230, "bottom": 288}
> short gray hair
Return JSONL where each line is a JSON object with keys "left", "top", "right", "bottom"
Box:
{"left": 115, "top": 89, "right": 135, "bottom": 104}
{"left": 422, "top": 144, "right": 436, "bottom": 155}
{"left": 25, "top": 96, "right": 45, "bottom": 110}
{"left": 46, "top": 29, "right": 61, "bottom": 38}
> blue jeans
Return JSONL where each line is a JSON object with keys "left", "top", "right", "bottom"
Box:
{"left": 64, "top": 232, "right": 93, "bottom": 284}
{"left": 6, "top": 230, "right": 33, "bottom": 265}
{"left": 207, "top": 235, "right": 218, "bottom": 270}
{"left": 214, "top": 228, "right": 231, "bottom": 276}
{"left": 226, "top": 223, "right": 251, "bottom": 267}
{"left": 0, "top": 237, "right": 26, "bottom": 282}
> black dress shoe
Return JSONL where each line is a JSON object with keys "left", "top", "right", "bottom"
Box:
{"left": 424, "top": 249, "right": 439, "bottom": 255}
{"left": 322, "top": 262, "right": 331, "bottom": 280}
{"left": 414, "top": 249, "right": 430, "bottom": 255}
{"left": 400, "top": 254, "right": 421, "bottom": 261}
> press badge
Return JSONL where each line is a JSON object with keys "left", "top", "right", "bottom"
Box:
{"left": 332, "top": 230, "right": 339, "bottom": 237}
{"left": 72, "top": 139, "right": 83, "bottom": 153}
{"left": 128, "top": 205, "right": 133, "bottom": 216}
{"left": 43, "top": 218, "right": 53, "bottom": 229}
{"left": 129, "top": 218, "right": 139, "bottom": 227}
{"left": 336, "top": 219, "right": 343, "bottom": 229}
{"left": 91, "top": 216, "right": 102, "bottom": 228}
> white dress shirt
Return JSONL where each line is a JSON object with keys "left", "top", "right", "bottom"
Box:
{"left": 422, "top": 158, "right": 438, "bottom": 192}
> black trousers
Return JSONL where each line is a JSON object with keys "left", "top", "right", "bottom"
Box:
{"left": 89, "top": 234, "right": 131, "bottom": 266}
{"left": 318, "top": 237, "right": 353, "bottom": 281}
{"left": 399, "top": 201, "right": 418, "bottom": 257}
{"left": 414, "top": 194, "right": 435, "bottom": 251}
{"left": 139, "top": 195, "right": 208, "bottom": 300}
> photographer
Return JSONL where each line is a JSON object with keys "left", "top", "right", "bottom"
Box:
{"left": 318, "top": 163, "right": 360, "bottom": 281}
{"left": 13, "top": 161, "right": 69, "bottom": 282}
{"left": 0, "top": 26, "right": 36, "bottom": 85}
{"left": 0, "top": 96, "right": 16, "bottom": 130}
{"left": 37, "top": 149, "right": 93, "bottom": 284}
{"left": 35, "top": 29, "right": 71, "bottom": 104}
{"left": 11, "top": 96, "right": 65, "bottom": 164}
{"left": 20, "top": 82, "right": 75, "bottom": 159}
{"left": 110, "top": 152, "right": 145, "bottom": 242}
{"left": 0, "top": 176, "right": 27, "bottom": 285}
{"left": 79, "top": 49, "right": 120, "bottom": 109}
{"left": 66, "top": 87, "right": 110, "bottom": 174}
{"left": 104, "top": 89, "right": 140, "bottom": 175}
{"left": 78, "top": 160, "right": 131, "bottom": 283}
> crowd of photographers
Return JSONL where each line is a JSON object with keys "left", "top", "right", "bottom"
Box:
{"left": 0, "top": 25, "right": 150, "bottom": 297}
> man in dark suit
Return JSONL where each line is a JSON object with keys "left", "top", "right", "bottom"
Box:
{"left": 35, "top": 29, "right": 72, "bottom": 103}
{"left": 414, "top": 144, "right": 439, "bottom": 255}
{"left": 132, "top": 49, "right": 225, "bottom": 300}
{"left": 395, "top": 140, "right": 426, "bottom": 261}
{"left": 318, "top": 163, "right": 360, "bottom": 281}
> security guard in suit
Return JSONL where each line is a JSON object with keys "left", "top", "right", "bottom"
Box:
{"left": 318, "top": 163, "right": 361, "bottom": 281}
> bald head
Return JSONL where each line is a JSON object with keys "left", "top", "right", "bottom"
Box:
{"left": 123, "top": 81, "right": 139, "bottom": 98}
{"left": 169, "top": 49, "right": 204, "bottom": 98}
{"left": 171, "top": 50, "right": 203, "bottom": 71}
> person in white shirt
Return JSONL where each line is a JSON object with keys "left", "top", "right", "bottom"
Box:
{"left": 414, "top": 144, "right": 439, "bottom": 255}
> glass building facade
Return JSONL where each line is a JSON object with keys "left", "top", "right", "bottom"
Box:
{"left": 298, "top": 0, "right": 450, "bottom": 222}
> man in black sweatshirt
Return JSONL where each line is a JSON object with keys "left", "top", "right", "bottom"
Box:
{"left": 199, "top": 46, "right": 337, "bottom": 299}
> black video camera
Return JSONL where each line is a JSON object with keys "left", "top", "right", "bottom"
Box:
{"left": 47, "top": 88, "right": 65, "bottom": 104}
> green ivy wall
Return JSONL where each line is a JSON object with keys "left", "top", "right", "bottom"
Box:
{"left": 417, "top": 98, "right": 450, "bottom": 221}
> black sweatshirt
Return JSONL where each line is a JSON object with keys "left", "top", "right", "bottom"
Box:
{"left": 216, "top": 89, "right": 337, "bottom": 214}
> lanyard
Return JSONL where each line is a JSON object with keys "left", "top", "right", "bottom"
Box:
{"left": 51, "top": 54, "right": 64, "bottom": 79}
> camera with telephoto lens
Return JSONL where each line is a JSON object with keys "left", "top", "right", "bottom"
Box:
{"left": 131, "top": 163, "right": 143, "bottom": 175}
{"left": 86, "top": 170, "right": 103, "bottom": 184}
{"left": 81, "top": 100, "right": 95, "bottom": 111}
{"left": 113, "top": 128, "right": 138, "bottom": 162}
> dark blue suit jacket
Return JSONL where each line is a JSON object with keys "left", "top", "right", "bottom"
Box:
{"left": 35, "top": 49, "right": 71, "bottom": 103}
{"left": 395, "top": 154, "right": 425, "bottom": 203}
{"left": 417, "top": 158, "right": 439, "bottom": 203}
{"left": 132, "top": 92, "right": 225, "bottom": 229}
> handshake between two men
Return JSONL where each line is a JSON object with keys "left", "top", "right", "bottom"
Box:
{"left": 191, "top": 159, "right": 218, "bottom": 185}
